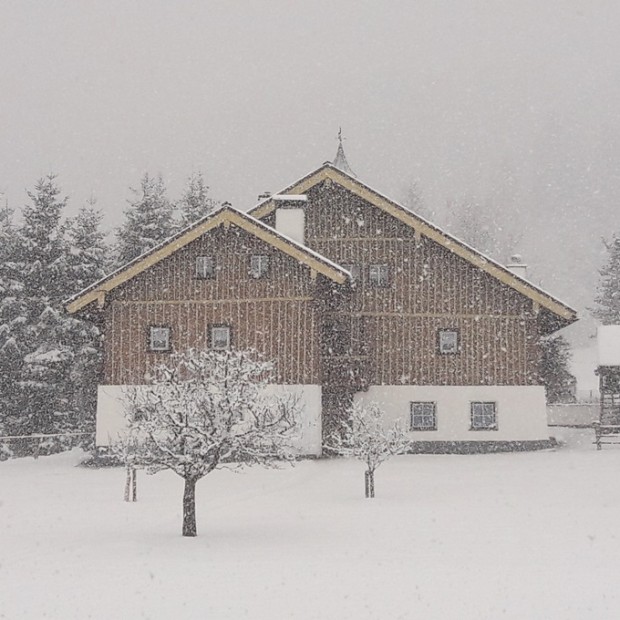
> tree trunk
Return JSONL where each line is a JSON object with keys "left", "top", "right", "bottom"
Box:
{"left": 124, "top": 466, "right": 137, "bottom": 502}
{"left": 182, "top": 476, "right": 198, "bottom": 537}
{"left": 365, "top": 469, "right": 375, "bottom": 499}
{"left": 132, "top": 467, "right": 137, "bottom": 502}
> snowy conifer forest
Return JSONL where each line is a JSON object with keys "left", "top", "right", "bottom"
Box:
{"left": 3, "top": 2, "right": 620, "bottom": 619}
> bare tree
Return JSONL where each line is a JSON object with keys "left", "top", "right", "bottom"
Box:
{"left": 122, "top": 349, "right": 298, "bottom": 536}
{"left": 324, "top": 402, "right": 410, "bottom": 498}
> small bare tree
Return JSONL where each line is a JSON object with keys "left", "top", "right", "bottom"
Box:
{"left": 112, "top": 426, "right": 141, "bottom": 502}
{"left": 325, "top": 402, "right": 410, "bottom": 498}
{"left": 122, "top": 348, "right": 298, "bottom": 536}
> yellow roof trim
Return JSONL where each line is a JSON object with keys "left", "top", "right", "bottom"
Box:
{"left": 66, "top": 208, "right": 347, "bottom": 314}
{"left": 250, "top": 165, "right": 576, "bottom": 323}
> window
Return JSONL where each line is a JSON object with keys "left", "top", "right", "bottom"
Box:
{"left": 410, "top": 402, "right": 437, "bottom": 431}
{"left": 210, "top": 325, "right": 231, "bottom": 350}
{"left": 438, "top": 329, "right": 459, "bottom": 355}
{"left": 341, "top": 263, "right": 361, "bottom": 285}
{"left": 149, "top": 326, "right": 170, "bottom": 352}
{"left": 250, "top": 255, "right": 269, "bottom": 279}
{"left": 196, "top": 256, "right": 215, "bottom": 279}
{"left": 369, "top": 264, "right": 389, "bottom": 287}
{"left": 471, "top": 402, "right": 497, "bottom": 430}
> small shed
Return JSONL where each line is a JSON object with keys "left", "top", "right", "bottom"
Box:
{"left": 597, "top": 326, "right": 620, "bottom": 424}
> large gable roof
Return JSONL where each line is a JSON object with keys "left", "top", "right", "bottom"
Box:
{"left": 65, "top": 205, "right": 349, "bottom": 314}
{"left": 250, "top": 163, "right": 577, "bottom": 331}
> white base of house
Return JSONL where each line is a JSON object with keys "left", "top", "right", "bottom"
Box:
{"left": 95, "top": 384, "right": 323, "bottom": 456}
{"left": 354, "top": 385, "right": 550, "bottom": 442}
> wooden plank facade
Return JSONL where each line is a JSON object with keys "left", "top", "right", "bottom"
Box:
{"left": 102, "top": 225, "right": 325, "bottom": 386}
{"left": 261, "top": 181, "right": 540, "bottom": 391}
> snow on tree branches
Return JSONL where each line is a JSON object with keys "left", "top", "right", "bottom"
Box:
{"left": 593, "top": 234, "right": 620, "bottom": 325}
{"left": 120, "top": 348, "right": 299, "bottom": 536}
{"left": 324, "top": 403, "right": 410, "bottom": 498}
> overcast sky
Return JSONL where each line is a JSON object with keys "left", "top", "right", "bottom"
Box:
{"left": 2, "top": 0, "right": 619, "bottom": 339}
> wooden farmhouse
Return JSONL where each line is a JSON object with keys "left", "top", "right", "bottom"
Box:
{"left": 66, "top": 147, "right": 577, "bottom": 454}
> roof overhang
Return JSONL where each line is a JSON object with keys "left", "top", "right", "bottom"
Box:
{"left": 65, "top": 206, "right": 349, "bottom": 314}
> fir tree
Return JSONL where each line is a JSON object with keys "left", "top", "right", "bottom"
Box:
{"left": 0, "top": 204, "right": 26, "bottom": 437}
{"left": 66, "top": 199, "right": 110, "bottom": 294}
{"left": 116, "top": 173, "right": 176, "bottom": 266}
{"left": 178, "top": 171, "right": 218, "bottom": 228}
{"left": 539, "top": 335, "right": 576, "bottom": 404}
{"left": 9, "top": 176, "right": 74, "bottom": 435}
{"left": 64, "top": 200, "right": 110, "bottom": 432}
{"left": 592, "top": 234, "right": 620, "bottom": 324}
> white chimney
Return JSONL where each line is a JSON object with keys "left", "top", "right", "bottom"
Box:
{"left": 273, "top": 195, "right": 307, "bottom": 245}
{"left": 507, "top": 254, "right": 527, "bottom": 279}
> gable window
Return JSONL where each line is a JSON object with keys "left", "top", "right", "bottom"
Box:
{"left": 341, "top": 263, "right": 361, "bottom": 285}
{"left": 196, "top": 256, "right": 215, "bottom": 279}
{"left": 471, "top": 402, "right": 497, "bottom": 430}
{"left": 438, "top": 329, "right": 459, "bottom": 355}
{"left": 410, "top": 402, "right": 437, "bottom": 431}
{"left": 250, "top": 255, "right": 270, "bottom": 279}
{"left": 149, "top": 326, "right": 170, "bottom": 352}
{"left": 210, "top": 325, "right": 231, "bottom": 350}
{"left": 369, "top": 264, "right": 389, "bottom": 287}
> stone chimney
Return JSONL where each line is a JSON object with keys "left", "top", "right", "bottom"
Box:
{"left": 507, "top": 254, "right": 527, "bottom": 279}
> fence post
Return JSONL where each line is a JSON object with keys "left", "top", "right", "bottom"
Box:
{"left": 593, "top": 421, "right": 602, "bottom": 450}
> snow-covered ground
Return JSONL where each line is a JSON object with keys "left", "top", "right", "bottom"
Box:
{"left": 1, "top": 429, "right": 619, "bottom": 620}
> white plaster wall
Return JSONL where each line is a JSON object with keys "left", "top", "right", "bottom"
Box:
{"left": 96, "top": 384, "right": 322, "bottom": 456}
{"left": 354, "top": 385, "right": 550, "bottom": 441}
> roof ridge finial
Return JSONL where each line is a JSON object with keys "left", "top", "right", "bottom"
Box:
{"left": 332, "top": 128, "right": 356, "bottom": 177}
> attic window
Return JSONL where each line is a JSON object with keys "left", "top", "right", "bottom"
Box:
{"left": 196, "top": 256, "right": 215, "bottom": 279}
{"left": 369, "top": 264, "right": 389, "bottom": 288}
{"left": 438, "top": 329, "right": 459, "bottom": 355}
{"left": 149, "top": 326, "right": 170, "bottom": 352}
{"left": 250, "top": 255, "right": 269, "bottom": 279}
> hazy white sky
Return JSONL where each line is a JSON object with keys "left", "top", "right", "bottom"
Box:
{"left": 1, "top": 0, "right": 619, "bottom": 332}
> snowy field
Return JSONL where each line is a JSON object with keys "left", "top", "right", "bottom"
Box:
{"left": 1, "top": 429, "right": 620, "bottom": 620}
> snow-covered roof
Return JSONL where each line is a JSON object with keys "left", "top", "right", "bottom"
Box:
{"left": 65, "top": 205, "right": 350, "bottom": 314}
{"left": 248, "top": 162, "right": 577, "bottom": 332}
{"left": 598, "top": 326, "right": 620, "bottom": 366}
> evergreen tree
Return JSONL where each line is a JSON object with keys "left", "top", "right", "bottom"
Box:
{"left": 116, "top": 173, "right": 176, "bottom": 266}
{"left": 178, "top": 171, "right": 218, "bottom": 228}
{"left": 540, "top": 335, "right": 576, "bottom": 403}
{"left": 64, "top": 200, "right": 110, "bottom": 432}
{"left": 0, "top": 204, "right": 26, "bottom": 437}
{"left": 8, "top": 176, "right": 74, "bottom": 435}
{"left": 404, "top": 181, "right": 435, "bottom": 221}
{"left": 66, "top": 199, "right": 110, "bottom": 293}
{"left": 592, "top": 234, "right": 620, "bottom": 324}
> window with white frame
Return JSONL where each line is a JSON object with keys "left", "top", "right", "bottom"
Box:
{"left": 410, "top": 402, "right": 437, "bottom": 431}
{"left": 341, "top": 263, "right": 361, "bottom": 285}
{"left": 438, "top": 329, "right": 459, "bottom": 355}
{"left": 210, "top": 325, "right": 231, "bottom": 350}
{"left": 369, "top": 264, "right": 389, "bottom": 287}
{"left": 149, "top": 326, "right": 170, "bottom": 352}
{"left": 250, "top": 255, "right": 269, "bottom": 279}
{"left": 196, "top": 255, "right": 215, "bottom": 279}
{"left": 470, "top": 402, "right": 497, "bottom": 430}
